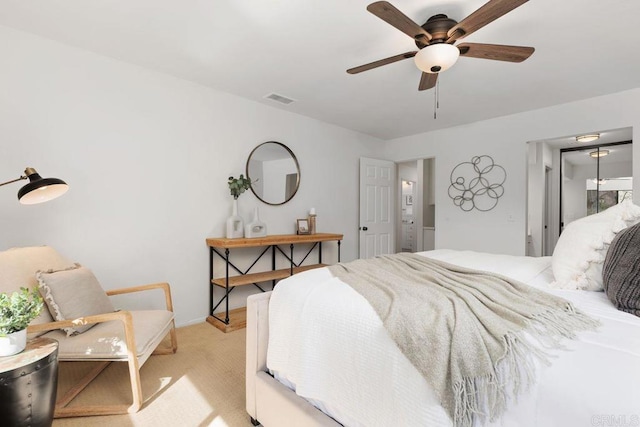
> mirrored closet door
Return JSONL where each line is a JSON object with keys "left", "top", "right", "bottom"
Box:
{"left": 560, "top": 141, "right": 632, "bottom": 232}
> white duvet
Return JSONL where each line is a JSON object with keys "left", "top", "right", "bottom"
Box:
{"left": 267, "top": 250, "right": 640, "bottom": 427}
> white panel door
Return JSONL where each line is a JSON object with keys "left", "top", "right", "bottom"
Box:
{"left": 359, "top": 158, "right": 395, "bottom": 259}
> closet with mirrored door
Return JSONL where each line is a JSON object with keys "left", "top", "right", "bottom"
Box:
{"left": 560, "top": 140, "right": 632, "bottom": 232}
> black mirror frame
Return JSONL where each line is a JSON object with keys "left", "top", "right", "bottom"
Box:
{"left": 246, "top": 141, "right": 300, "bottom": 206}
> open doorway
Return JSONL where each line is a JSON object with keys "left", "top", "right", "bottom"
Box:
{"left": 400, "top": 179, "right": 416, "bottom": 252}
{"left": 396, "top": 158, "right": 436, "bottom": 253}
{"left": 544, "top": 166, "right": 553, "bottom": 256}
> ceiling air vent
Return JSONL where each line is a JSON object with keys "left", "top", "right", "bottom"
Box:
{"left": 264, "top": 93, "right": 296, "bottom": 105}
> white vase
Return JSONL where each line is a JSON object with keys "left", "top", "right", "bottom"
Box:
{"left": 0, "top": 328, "right": 27, "bottom": 356}
{"left": 226, "top": 199, "right": 244, "bottom": 238}
{"left": 245, "top": 207, "right": 267, "bottom": 238}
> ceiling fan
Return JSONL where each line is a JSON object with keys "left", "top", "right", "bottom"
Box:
{"left": 347, "top": 0, "right": 535, "bottom": 91}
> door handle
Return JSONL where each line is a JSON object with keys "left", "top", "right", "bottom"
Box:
{"left": 360, "top": 226, "right": 368, "bottom": 231}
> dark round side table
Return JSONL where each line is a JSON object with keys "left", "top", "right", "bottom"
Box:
{"left": 0, "top": 337, "right": 59, "bottom": 427}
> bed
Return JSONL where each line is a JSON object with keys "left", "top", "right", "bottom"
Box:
{"left": 245, "top": 249, "right": 640, "bottom": 427}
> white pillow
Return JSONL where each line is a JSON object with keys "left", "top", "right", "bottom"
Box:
{"left": 551, "top": 200, "right": 640, "bottom": 291}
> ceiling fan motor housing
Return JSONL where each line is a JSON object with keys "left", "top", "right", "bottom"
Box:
{"left": 415, "top": 14, "right": 458, "bottom": 48}
{"left": 414, "top": 14, "right": 460, "bottom": 73}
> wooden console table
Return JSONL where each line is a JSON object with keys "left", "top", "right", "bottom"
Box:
{"left": 206, "top": 233, "right": 343, "bottom": 332}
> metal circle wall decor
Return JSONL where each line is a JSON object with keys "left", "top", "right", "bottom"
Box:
{"left": 448, "top": 155, "right": 506, "bottom": 212}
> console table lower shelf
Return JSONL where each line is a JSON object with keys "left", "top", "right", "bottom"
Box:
{"left": 207, "top": 307, "right": 248, "bottom": 333}
{"left": 206, "top": 233, "right": 343, "bottom": 333}
{"left": 206, "top": 264, "right": 328, "bottom": 333}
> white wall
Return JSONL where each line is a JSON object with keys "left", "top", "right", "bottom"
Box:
{"left": 383, "top": 89, "right": 640, "bottom": 256}
{"left": 0, "top": 25, "right": 384, "bottom": 326}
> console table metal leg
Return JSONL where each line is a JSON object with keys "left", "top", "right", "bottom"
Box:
{"left": 272, "top": 245, "right": 276, "bottom": 288}
{"left": 209, "top": 247, "right": 214, "bottom": 316}
{"left": 289, "top": 244, "right": 294, "bottom": 275}
{"left": 225, "top": 248, "right": 230, "bottom": 324}
{"left": 338, "top": 240, "right": 341, "bottom": 262}
{"left": 319, "top": 242, "right": 323, "bottom": 264}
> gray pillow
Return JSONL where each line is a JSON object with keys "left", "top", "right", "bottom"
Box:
{"left": 602, "top": 222, "right": 640, "bottom": 316}
{"left": 36, "top": 264, "right": 115, "bottom": 336}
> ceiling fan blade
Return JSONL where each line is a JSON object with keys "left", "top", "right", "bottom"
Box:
{"left": 447, "top": 0, "right": 529, "bottom": 42}
{"left": 458, "top": 43, "right": 534, "bottom": 62}
{"left": 367, "top": 1, "right": 431, "bottom": 44}
{"left": 347, "top": 51, "right": 417, "bottom": 74}
{"left": 418, "top": 72, "right": 438, "bottom": 91}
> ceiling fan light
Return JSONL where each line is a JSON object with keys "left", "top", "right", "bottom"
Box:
{"left": 414, "top": 43, "right": 460, "bottom": 74}
{"left": 576, "top": 134, "right": 600, "bottom": 143}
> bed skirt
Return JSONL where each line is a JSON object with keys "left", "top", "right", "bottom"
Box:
{"left": 246, "top": 292, "right": 341, "bottom": 427}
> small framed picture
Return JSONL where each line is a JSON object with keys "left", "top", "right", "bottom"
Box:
{"left": 296, "top": 219, "right": 310, "bottom": 235}
{"left": 406, "top": 195, "right": 413, "bottom": 205}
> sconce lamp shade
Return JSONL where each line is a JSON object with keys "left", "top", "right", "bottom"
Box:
{"left": 17, "top": 168, "right": 69, "bottom": 205}
{"left": 414, "top": 43, "right": 460, "bottom": 74}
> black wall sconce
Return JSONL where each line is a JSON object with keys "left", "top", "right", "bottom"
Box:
{"left": 0, "top": 167, "right": 69, "bottom": 204}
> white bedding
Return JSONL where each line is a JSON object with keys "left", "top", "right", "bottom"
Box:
{"left": 267, "top": 250, "right": 640, "bottom": 427}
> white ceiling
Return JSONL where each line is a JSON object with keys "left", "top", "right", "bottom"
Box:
{"left": 2, "top": 0, "right": 640, "bottom": 140}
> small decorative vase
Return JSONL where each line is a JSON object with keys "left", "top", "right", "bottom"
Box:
{"left": 0, "top": 329, "right": 27, "bottom": 356}
{"left": 245, "top": 207, "right": 267, "bottom": 238}
{"left": 226, "top": 199, "right": 244, "bottom": 238}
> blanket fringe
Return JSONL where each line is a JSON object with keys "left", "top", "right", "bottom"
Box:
{"left": 453, "top": 304, "right": 599, "bottom": 427}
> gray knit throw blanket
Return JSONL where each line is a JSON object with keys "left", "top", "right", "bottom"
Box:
{"left": 328, "top": 253, "right": 599, "bottom": 427}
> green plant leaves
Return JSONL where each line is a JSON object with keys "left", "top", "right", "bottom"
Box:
{"left": 228, "top": 174, "right": 252, "bottom": 199}
{"left": 0, "top": 287, "right": 44, "bottom": 335}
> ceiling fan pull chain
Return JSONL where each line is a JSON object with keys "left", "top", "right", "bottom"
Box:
{"left": 433, "top": 78, "right": 440, "bottom": 119}
{"left": 433, "top": 80, "right": 437, "bottom": 119}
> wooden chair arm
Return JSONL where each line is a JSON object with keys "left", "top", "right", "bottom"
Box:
{"left": 27, "top": 310, "right": 133, "bottom": 334}
{"left": 106, "top": 282, "right": 174, "bottom": 312}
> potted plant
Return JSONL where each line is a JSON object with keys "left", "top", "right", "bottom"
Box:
{"left": 226, "top": 175, "right": 252, "bottom": 238}
{"left": 0, "top": 287, "right": 44, "bottom": 356}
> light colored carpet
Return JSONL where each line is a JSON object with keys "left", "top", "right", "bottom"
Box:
{"left": 52, "top": 323, "right": 252, "bottom": 427}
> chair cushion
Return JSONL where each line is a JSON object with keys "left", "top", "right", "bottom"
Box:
{"left": 42, "top": 310, "right": 174, "bottom": 360}
{"left": 36, "top": 265, "right": 115, "bottom": 336}
{"left": 0, "top": 246, "right": 76, "bottom": 328}
{"left": 602, "top": 222, "right": 640, "bottom": 316}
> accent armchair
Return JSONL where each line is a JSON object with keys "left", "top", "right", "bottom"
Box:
{"left": 0, "top": 246, "right": 178, "bottom": 418}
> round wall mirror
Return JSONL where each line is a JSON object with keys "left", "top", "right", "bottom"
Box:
{"left": 246, "top": 141, "right": 300, "bottom": 205}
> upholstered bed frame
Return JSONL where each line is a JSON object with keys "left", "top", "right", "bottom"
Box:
{"left": 246, "top": 292, "right": 341, "bottom": 427}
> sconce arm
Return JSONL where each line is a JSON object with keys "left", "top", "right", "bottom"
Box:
{"left": 0, "top": 175, "right": 27, "bottom": 187}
